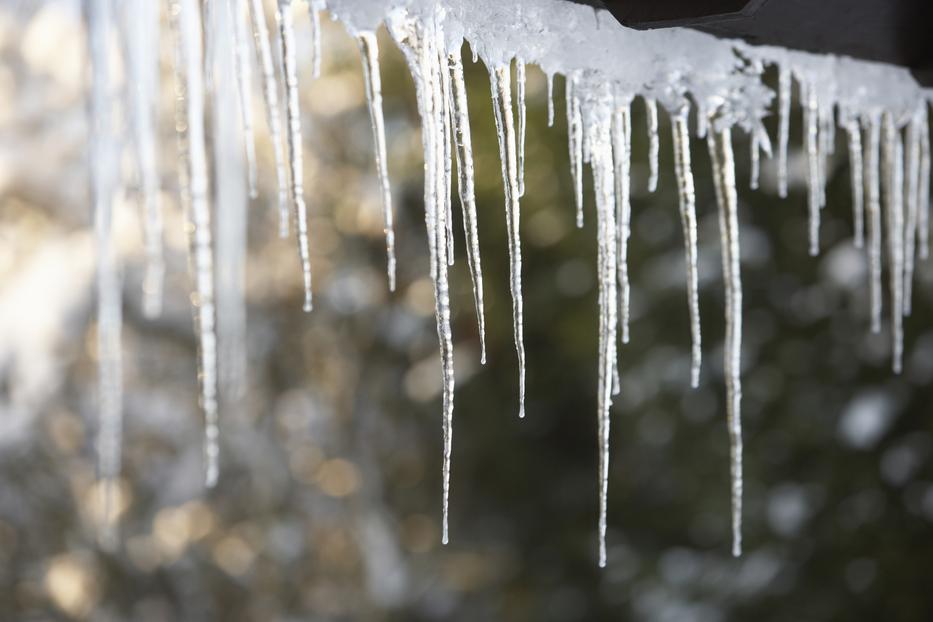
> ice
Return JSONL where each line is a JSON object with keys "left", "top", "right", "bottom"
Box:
{"left": 882, "top": 113, "right": 904, "bottom": 373}
{"left": 447, "top": 45, "right": 488, "bottom": 362}
{"left": 276, "top": 0, "right": 314, "bottom": 312}
{"left": 803, "top": 81, "right": 822, "bottom": 256}
{"left": 357, "top": 31, "right": 398, "bottom": 291}
{"left": 546, "top": 71, "right": 555, "bottom": 127}
{"left": 172, "top": 0, "right": 220, "bottom": 487}
{"left": 670, "top": 109, "right": 702, "bottom": 388}
{"left": 706, "top": 125, "right": 743, "bottom": 558}
{"left": 903, "top": 109, "right": 922, "bottom": 316}
{"left": 645, "top": 97, "right": 659, "bottom": 192}
{"left": 516, "top": 59, "right": 527, "bottom": 197}
{"left": 87, "top": 0, "right": 123, "bottom": 546}
{"left": 776, "top": 65, "right": 791, "bottom": 198}
{"left": 844, "top": 115, "right": 865, "bottom": 248}
{"left": 248, "top": 0, "right": 291, "bottom": 237}
{"left": 749, "top": 131, "right": 760, "bottom": 190}
{"left": 920, "top": 110, "right": 931, "bottom": 260}
{"left": 308, "top": 0, "right": 324, "bottom": 78}
{"left": 863, "top": 112, "right": 883, "bottom": 334}
{"left": 612, "top": 101, "right": 632, "bottom": 346}
{"left": 566, "top": 74, "right": 584, "bottom": 227}
{"left": 489, "top": 63, "right": 527, "bottom": 419}
{"left": 121, "top": 0, "right": 163, "bottom": 319}
{"left": 231, "top": 0, "right": 258, "bottom": 199}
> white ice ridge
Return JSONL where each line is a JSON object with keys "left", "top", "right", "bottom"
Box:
{"left": 86, "top": 0, "right": 933, "bottom": 564}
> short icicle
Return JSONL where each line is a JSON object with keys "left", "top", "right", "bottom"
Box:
{"left": 919, "top": 110, "right": 931, "bottom": 260}
{"left": 803, "top": 82, "right": 822, "bottom": 256}
{"left": 122, "top": 0, "right": 163, "bottom": 319}
{"left": 611, "top": 100, "right": 632, "bottom": 346}
{"left": 645, "top": 97, "right": 659, "bottom": 192}
{"left": 307, "top": 0, "right": 324, "bottom": 78}
{"left": 489, "top": 63, "right": 527, "bottom": 419}
{"left": 749, "top": 132, "right": 760, "bottom": 191}
{"left": 863, "top": 112, "right": 883, "bottom": 334}
{"left": 566, "top": 75, "right": 584, "bottom": 227}
{"left": 882, "top": 112, "right": 904, "bottom": 373}
{"left": 546, "top": 72, "right": 555, "bottom": 128}
{"left": 777, "top": 65, "right": 791, "bottom": 198}
{"left": 276, "top": 0, "right": 313, "bottom": 312}
{"left": 707, "top": 123, "right": 744, "bottom": 558}
{"left": 88, "top": 0, "right": 123, "bottom": 548}
{"left": 447, "top": 45, "right": 487, "bottom": 362}
{"left": 671, "top": 109, "right": 702, "bottom": 388}
{"left": 845, "top": 116, "right": 865, "bottom": 248}
{"left": 903, "top": 110, "right": 921, "bottom": 316}
{"left": 172, "top": 0, "right": 220, "bottom": 487}
{"left": 247, "top": 0, "right": 290, "bottom": 237}
{"left": 357, "top": 31, "right": 397, "bottom": 291}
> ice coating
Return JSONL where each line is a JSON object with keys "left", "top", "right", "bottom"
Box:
{"left": 88, "top": 0, "right": 933, "bottom": 566}
{"left": 231, "top": 0, "right": 258, "bottom": 200}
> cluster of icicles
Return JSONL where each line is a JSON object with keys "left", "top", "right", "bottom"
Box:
{"left": 85, "top": 0, "right": 932, "bottom": 562}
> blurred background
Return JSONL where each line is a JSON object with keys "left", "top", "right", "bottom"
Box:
{"left": 3, "top": 2, "right": 933, "bottom": 620}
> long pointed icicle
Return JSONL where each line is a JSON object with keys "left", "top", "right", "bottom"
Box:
{"left": 276, "top": 0, "right": 313, "bottom": 311}
{"left": 247, "top": 0, "right": 290, "bottom": 237}
{"left": 123, "top": 0, "right": 163, "bottom": 319}
{"left": 707, "top": 124, "right": 744, "bottom": 558}
{"left": 566, "top": 75, "right": 584, "bottom": 227}
{"left": 490, "top": 64, "right": 527, "bottom": 419}
{"left": 386, "top": 10, "right": 455, "bottom": 544}
{"left": 516, "top": 59, "right": 527, "bottom": 197}
{"left": 612, "top": 101, "right": 632, "bottom": 346}
{"left": 919, "top": 110, "right": 931, "bottom": 260}
{"left": 845, "top": 117, "right": 865, "bottom": 248}
{"left": 586, "top": 96, "right": 618, "bottom": 569}
{"left": 645, "top": 97, "right": 659, "bottom": 192}
{"left": 231, "top": 0, "right": 258, "bottom": 199}
{"left": 173, "top": 0, "right": 220, "bottom": 487}
{"left": 448, "top": 45, "right": 487, "bottom": 362}
{"left": 803, "top": 83, "right": 822, "bottom": 256}
{"left": 671, "top": 110, "right": 702, "bottom": 388}
{"left": 357, "top": 32, "right": 397, "bottom": 292}
{"left": 777, "top": 65, "right": 791, "bottom": 198}
{"left": 88, "top": 0, "right": 123, "bottom": 548}
{"left": 903, "top": 110, "right": 921, "bottom": 316}
{"left": 863, "top": 113, "right": 883, "bottom": 334}
{"left": 882, "top": 113, "right": 904, "bottom": 373}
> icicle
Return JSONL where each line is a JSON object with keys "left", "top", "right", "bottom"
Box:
{"left": 566, "top": 75, "right": 584, "bottom": 227}
{"left": 357, "top": 32, "right": 397, "bottom": 291}
{"left": 546, "top": 72, "right": 555, "bottom": 128}
{"left": 863, "top": 113, "right": 883, "bottom": 334}
{"left": 87, "top": 0, "right": 123, "bottom": 548}
{"left": 777, "top": 65, "right": 791, "bottom": 199}
{"left": 247, "top": 0, "right": 290, "bottom": 237}
{"left": 749, "top": 131, "right": 760, "bottom": 191}
{"left": 516, "top": 59, "right": 527, "bottom": 197}
{"left": 231, "top": 0, "right": 258, "bottom": 200}
{"left": 920, "top": 111, "right": 931, "bottom": 260}
{"left": 439, "top": 34, "right": 454, "bottom": 265}
{"left": 585, "top": 96, "right": 618, "bottom": 568}
{"left": 645, "top": 97, "right": 659, "bottom": 193}
{"left": 817, "top": 101, "right": 833, "bottom": 208}
{"left": 172, "top": 0, "right": 220, "bottom": 487}
{"left": 707, "top": 124, "right": 743, "bottom": 558}
{"left": 903, "top": 110, "right": 921, "bottom": 316}
{"left": 845, "top": 117, "right": 865, "bottom": 248}
{"left": 671, "top": 110, "right": 702, "bottom": 388}
{"left": 882, "top": 113, "right": 904, "bottom": 373}
{"left": 122, "top": 0, "right": 163, "bottom": 319}
{"left": 386, "top": 10, "right": 455, "bottom": 544}
{"left": 307, "top": 0, "right": 323, "bottom": 78}
{"left": 276, "top": 0, "right": 313, "bottom": 312}
{"left": 611, "top": 101, "right": 632, "bottom": 346}
{"left": 213, "top": 0, "right": 249, "bottom": 404}
{"left": 447, "top": 45, "right": 487, "bottom": 363}
{"left": 803, "top": 82, "right": 821, "bottom": 256}
{"left": 489, "top": 63, "right": 527, "bottom": 419}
